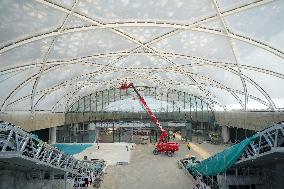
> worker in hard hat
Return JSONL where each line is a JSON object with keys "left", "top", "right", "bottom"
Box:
{"left": 187, "top": 142, "right": 191, "bottom": 151}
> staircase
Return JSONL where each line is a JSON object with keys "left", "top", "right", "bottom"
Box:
{"left": 236, "top": 123, "right": 284, "bottom": 164}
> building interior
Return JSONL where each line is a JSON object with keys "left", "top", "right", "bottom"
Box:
{"left": 0, "top": 0, "right": 284, "bottom": 189}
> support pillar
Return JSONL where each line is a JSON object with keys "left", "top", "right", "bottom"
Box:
{"left": 88, "top": 122, "right": 96, "bottom": 143}
{"left": 222, "top": 126, "right": 230, "bottom": 144}
{"left": 185, "top": 122, "right": 192, "bottom": 141}
{"left": 74, "top": 123, "right": 78, "bottom": 143}
{"left": 49, "top": 127, "right": 56, "bottom": 144}
{"left": 112, "top": 122, "right": 115, "bottom": 143}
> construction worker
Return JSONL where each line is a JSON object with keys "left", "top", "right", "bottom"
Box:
{"left": 187, "top": 142, "right": 191, "bottom": 151}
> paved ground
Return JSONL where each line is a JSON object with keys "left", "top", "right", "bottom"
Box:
{"left": 73, "top": 141, "right": 227, "bottom": 189}
{"left": 188, "top": 141, "right": 227, "bottom": 160}
{"left": 99, "top": 142, "right": 226, "bottom": 189}
{"left": 74, "top": 143, "right": 134, "bottom": 165}
{"left": 100, "top": 143, "right": 194, "bottom": 189}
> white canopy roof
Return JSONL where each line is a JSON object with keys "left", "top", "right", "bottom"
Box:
{"left": 0, "top": 0, "right": 284, "bottom": 113}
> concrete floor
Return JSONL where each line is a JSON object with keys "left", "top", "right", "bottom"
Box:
{"left": 188, "top": 141, "right": 227, "bottom": 160}
{"left": 74, "top": 143, "right": 134, "bottom": 165}
{"left": 99, "top": 142, "right": 226, "bottom": 189}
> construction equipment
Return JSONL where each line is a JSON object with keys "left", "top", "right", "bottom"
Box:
{"left": 120, "top": 83, "right": 179, "bottom": 157}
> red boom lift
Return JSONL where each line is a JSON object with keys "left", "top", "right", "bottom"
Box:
{"left": 120, "top": 83, "right": 179, "bottom": 157}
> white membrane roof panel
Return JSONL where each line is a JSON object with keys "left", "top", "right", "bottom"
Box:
{"left": 49, "top": 29, "right": 138, "bottom": 60}
{"left": 49, "top": 0, "right": 75, "bottom": 9}
{"left": 225, "top": 0, "right": 284, "bottom": 51}
{"left": 217, "top": 0, "right": 255, "bottom": 11}
{"left": 0, "top": 0, "right": 66, "bottom": 44}
{"left": 119, "top": 27, "right": 174, "bottom": 43}
{"left": 188, "top": 65, "right": 244, "bottom": 91}
{"left": 0, "top": 0, "right": 283, "bottom": 112}
{"left": 151, "top": 30, "right": 236, "bottom": 62}
{"left": 0, "top": 38, "right": 52, "bottom": 68}
{"left": 242, "top": 69, "right": 284, "bottom": 109}
{"left": 114, "top": 54, "right": 172, "bottom": 68}
{"left": 0, "top": 67, "right": 39, "bottom": 107}
{"left": 203, "top": 85, "right": 243, "bottom": 110}
{"left": 232, "top": 40, "right": 284, "bottom": 74}
{"left": 76, "top": 0, "right": 216, "bottom": 23}
{"left": 36, "top": 64, "right": 101, "bottom": 91}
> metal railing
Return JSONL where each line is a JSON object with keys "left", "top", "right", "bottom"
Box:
{"left": 237, "top": 123, "right": 284, "bottom": 163}
{"left": 194, "top": 170, "right": 222, "bottom": 189}
{"left": 0, "top": 121, "right": 93, "bottom": 177}
{"left": 178, "top": 159, "right": 221, "bottom": 189}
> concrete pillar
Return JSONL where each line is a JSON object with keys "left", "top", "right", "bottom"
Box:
{"left": 185, "top": 122, "right": 192, "bottom": 141}
{"left": 50, "top": 127, "right": 57, "bottom": 144}
{"left": 74, "top": 123, "right": 78, "bottom": 143}
{"left": 88, "top": 122, "right": 96, "bottom": 143}
{"left": 222, "top": 126, "right": 230, "bottom": 143}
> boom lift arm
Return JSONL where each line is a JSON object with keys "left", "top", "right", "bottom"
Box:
{"left": 120, "top": 83, "right": 168, "bottom": 144}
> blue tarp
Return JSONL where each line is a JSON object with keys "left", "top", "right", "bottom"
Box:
{"left": 187, "top": 134, "right": 259, "bottom": 176}
{"left": 52, "top": 143, "right": 93, "bottom": 155}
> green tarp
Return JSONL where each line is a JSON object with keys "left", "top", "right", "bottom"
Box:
{"left": 187, "top": 134, "right": 258, "bottom": 176}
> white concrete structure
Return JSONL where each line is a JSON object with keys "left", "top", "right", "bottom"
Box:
{"left": 49, "top": 126, "right": 57, "bottom": 144}
{"left": 221, "top": 126, "right": 230, "bottom": 143}
{"left": 0, "top": 0, "right": 283, "bottom": 131}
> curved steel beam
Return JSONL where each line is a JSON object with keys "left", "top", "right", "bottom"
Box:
{"left": 4, "top": 28, "right": 182, "bottom": 110}
{"left": 59, "top": 68, "right": 222, "bottom": 112}
{"left": 30, "top": 0, "right": 80, "bottom": 114}
{"left": 212, "top": 0, "right": 248, "bottom": 111}
{"left": 191, "top": 26, "right": 283, "bottom": 59}
{"left": 70, "top": 65, "right": 275, "bottom": 109}
{"left": 1, "top": 0, "right": 279, "bottom": 113}
{"left": 5, "top": 56, "right": 274, "bottom": 111}
{"left": 3, "top": 50, "right": 278, "bottom": 111}
{"left": 69, "top": 85, "right": 210, "bottom": 113}
{"left": 0, "top": 64, "right": 66, "bottom": 112}
{"left": 62, "top": 77, "right": 219, "bottom": 113}
{"left": 1, "top": 24, "right": 281, "bottom": 61}
{"left": 58, "top": 53, "right": 228, "bottom": 111}
{"left": 1, "top": 0, "right": 280, "bottom": 59}
{"left": 2, "top": 51, "right": 284, "bottom": 80}
{"left": 174, "top": 64, "right": 275, "bottom": 109}
{"left": 7, "top": 67, "right": 270, "bottom": 112}
{"left": 0, "top": 0, "right": 279, "bottom": 113}
{"left": 6, "top": 71, "right": 219, "bottom": 108}
{"left": 47, "top": 69, "right": 255, "bottom": 111}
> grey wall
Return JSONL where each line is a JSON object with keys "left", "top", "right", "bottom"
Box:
{"left": 260, "top": 162, "right": 284, "bottom": 189}
{"left": 215, "top": 111, "right": 284, "bottom": 131}
{"left": 0, "top": 170, "right": 73, "bottom": 189}
{"left": 0, "top": 111, "right": 65, "bottom": 131}
{"left": 1, "top": 110, "right": 284, "bottom": 132}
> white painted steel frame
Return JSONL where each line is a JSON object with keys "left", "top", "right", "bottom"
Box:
{"left": 236, "top": 123, "right": 284, "bottom": 163}
{"left": 0, "top": 122, "right": 93, "bottom": 177}
{"left": 0, "top": 0, "right": 282, "bottom": 113}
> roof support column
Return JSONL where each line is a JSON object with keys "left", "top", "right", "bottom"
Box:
{"left": 49, "top": 127, "right": 57, "bottom": 144}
